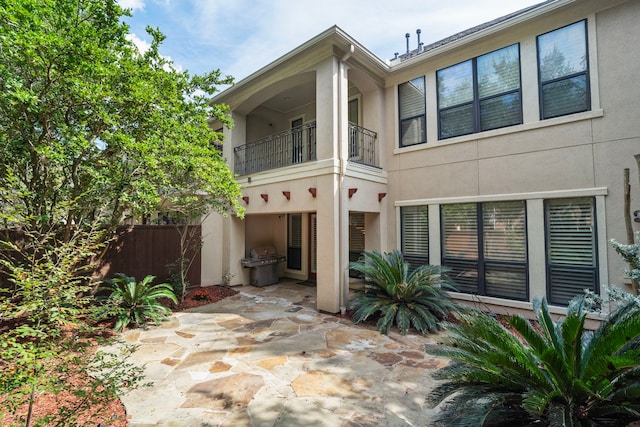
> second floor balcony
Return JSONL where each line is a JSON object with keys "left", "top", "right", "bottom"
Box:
{"left": 234, "top": 121, "right": 378, "bottom": 176}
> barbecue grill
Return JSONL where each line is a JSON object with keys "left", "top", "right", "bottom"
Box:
{"left": 240, "top": 246, "right": 286, "bottom": 287}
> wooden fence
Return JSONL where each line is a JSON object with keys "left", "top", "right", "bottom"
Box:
{"left": 98, "top": 225, "right": 202, "bottom": 286}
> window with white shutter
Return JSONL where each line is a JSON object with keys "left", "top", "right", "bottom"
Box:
{"left": 287, "top": 213, "right": 302, "bottom": 270}
{"left": 401, "top": 206, "right": 429, "bottom": 269}
{"left": 398, "top": 77, "right": 426, "bottom": 147}
{"left": 545, "top": 197, "right": 598, "bottom": 305}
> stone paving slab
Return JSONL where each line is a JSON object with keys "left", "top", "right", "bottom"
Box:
{"left": 105, "top": 282, "right": 448, "bottom": 426}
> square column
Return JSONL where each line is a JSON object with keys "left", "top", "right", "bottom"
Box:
{"left": 315, "top": 174, "right": 341, "bottom": 313}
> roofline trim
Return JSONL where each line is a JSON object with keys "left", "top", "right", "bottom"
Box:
{"left": 211, "top": 25, "right": 389, "bottom": 103}
{"left": 390, "top": 0, "right": 573, "bottom": 70}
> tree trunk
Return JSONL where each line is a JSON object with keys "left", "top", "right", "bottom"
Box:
{"left": 624, "top": 168, "right": 634, "bottom": 244}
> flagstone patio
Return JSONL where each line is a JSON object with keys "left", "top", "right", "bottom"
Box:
{"left": 106, "top": 281, "right": 448, "bottom": 426}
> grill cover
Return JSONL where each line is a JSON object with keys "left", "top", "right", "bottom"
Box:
{"left": 241, "top": 246, "right": 286, "bottom": 286}
{"left": 250, "top": 246, "right": 278, "bottom": 259}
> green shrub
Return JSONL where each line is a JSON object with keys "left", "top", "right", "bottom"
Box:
{"left": 0, "top": 229, "right": 148, "bottom": 426}
{"left": 348, "top": 250, "right": 457, "bottom": 335}
{"left": 426, "top": 297, "right": 640, "bottom": 426}
{"left": 99, "top": 274, "right": 177, "bottom": 332}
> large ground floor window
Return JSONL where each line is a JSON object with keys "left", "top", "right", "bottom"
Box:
{"left": 399, "top": 192, "right": 602, "bottom": 306}
{"left": 441, "top": 201, "right": 528, "bottom": 300}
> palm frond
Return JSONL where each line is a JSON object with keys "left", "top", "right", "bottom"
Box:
{"left": 427, "top": 296, "right": 640, "bottom": 425}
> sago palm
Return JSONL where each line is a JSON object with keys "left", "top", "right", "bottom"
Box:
{"left": 348, "top": 250, "right": 457, "bottom": 335}
{"left": 426, "top": 297, "right": 640, "bottom": 426}
{"left": 99, "top": 273, "right": 178, "bottom": 331}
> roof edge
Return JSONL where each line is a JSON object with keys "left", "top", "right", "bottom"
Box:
{"left": 211, "top": 25, "right": 389, "bottom": 104}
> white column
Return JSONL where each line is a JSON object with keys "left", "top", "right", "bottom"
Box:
{"left": 314, "top": 56, "right": 342, "bottom": 313}
{"left": 200, "top": 213, "right": 224, "bottom": 286}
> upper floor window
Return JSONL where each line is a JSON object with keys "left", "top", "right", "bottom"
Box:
{"left": 537, "top": 20, "right": 590, "bottom": 119}
{"left": 437, "top": 44, "right": 522, "bottom": 140}
{"left": 398, "top": 77, "right": 426, "bottom": 147}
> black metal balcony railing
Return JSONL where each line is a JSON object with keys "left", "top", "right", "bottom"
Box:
{"left": 234, "top": 121, "right": 378, "bottom": 176}
{"left": 234, "top": 122, "right": 317, "bottom": 176}
{"left": 348, "top": 123, "right": 378, "bottom": 167}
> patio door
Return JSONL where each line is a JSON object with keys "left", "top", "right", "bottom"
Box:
{"left": 348, "top": 97, "right": 360, "bottom": 160}
{"left": 309, "top": 213, "right": 317, "bottom": 281}
{"left": 291, "top": 117, "right": 303, "bottom": 164}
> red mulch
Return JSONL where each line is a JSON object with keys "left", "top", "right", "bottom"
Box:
{"left": 0, "top": 285, "right": 237, "bottom": 426}
{"left": 171, "top": 285, "right": 238, "bottom": 311}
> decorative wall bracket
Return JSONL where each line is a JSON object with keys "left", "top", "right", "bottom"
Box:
{"left": 282, "top": 191, "right": 291, "bottom": 200}
{"left": 308, "top": 187, "right": 317, "bottom": 198}
{"left": 260, "top": 194, "right": 269, "bottom": 202}
{"left": 348, "top": 188, "right": 358, "bottom": 198}
{"left": 378, "top": 192, "right": 387, "bottom": 202}
{"left": 242, "top": 196, "right": 249, "bottom": 204}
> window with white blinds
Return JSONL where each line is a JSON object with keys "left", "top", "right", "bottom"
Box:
{"left": 483, "top": 201, "right": 527, "bottom": 299}
{"left": 287, "top": 213, "right": 302, "bottom": 270}
{"left": 545, "top": 197, "right": 597, "bottom": 305}
{"left": 401, "top": 206, "right": 429, "bottom": 269}
{"left": 442, "top": 201, "right": 528, "bottom": 300}
{"left": 437, "top": 44, "right": 522, "bottom": 139}
{"left": 398, "top": 77, "right": 426, "bottom": 147}
{"left": 349, "top": 212, "right": 366, "bottom": 277}
{"left": 537, "top": 20, "right": 590, "bottom": 120}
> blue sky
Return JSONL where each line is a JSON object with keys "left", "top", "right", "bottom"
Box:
{"left": 118, "top": 0, "right": 543, "bottom": 82}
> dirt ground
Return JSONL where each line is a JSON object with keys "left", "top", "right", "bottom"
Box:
{"left": 0, "top": 285, "right": 237, "bottom": 426}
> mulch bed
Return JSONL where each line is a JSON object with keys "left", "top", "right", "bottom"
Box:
{"left": 171, "top": 285, "right": 238, "bottom": 311}
{"left": 0, "top": 285, "right": 237, "bottom": 426}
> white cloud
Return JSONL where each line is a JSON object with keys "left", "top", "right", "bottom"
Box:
{"left": 118, "top": 0, "right": 145, "bottom": 11}
{"left": 123, "top": 0, "right": 541, "bottom": 79}
{"left": 126, "top": 33, "right": 151, "bottom": 53}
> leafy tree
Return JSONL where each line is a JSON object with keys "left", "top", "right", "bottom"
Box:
{"left": 348, "top": 250, "right": 457, "bottom": 335}
{"left": 0, "top": 0, "right": 242, "bottom": 423}
{"left": 0, "top": 226, "right": 147, "bottom": 426}
{"left": 426, "top": 298, "right": 640, "bottom": 426}
{"left": 0, "top": 0, "right": 243, "bottom": 240}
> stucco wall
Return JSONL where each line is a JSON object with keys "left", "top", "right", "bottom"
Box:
{"left": 383, "top": 0, "right": 640, "bottom": 293}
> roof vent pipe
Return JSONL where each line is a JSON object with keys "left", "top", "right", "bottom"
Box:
{"left": 405, "top": 33, "right": 410, "bottom": 53}
{"left": 417, "top": 29, "right": 422, "bottom": 52}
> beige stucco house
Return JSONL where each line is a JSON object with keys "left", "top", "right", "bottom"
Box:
{"left": 203, "top": 0, "right": 640, "bottom": 315}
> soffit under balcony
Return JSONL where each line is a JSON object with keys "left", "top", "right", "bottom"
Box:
{"left": 262, "top": 80, "right": 316, "bottom": 114}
